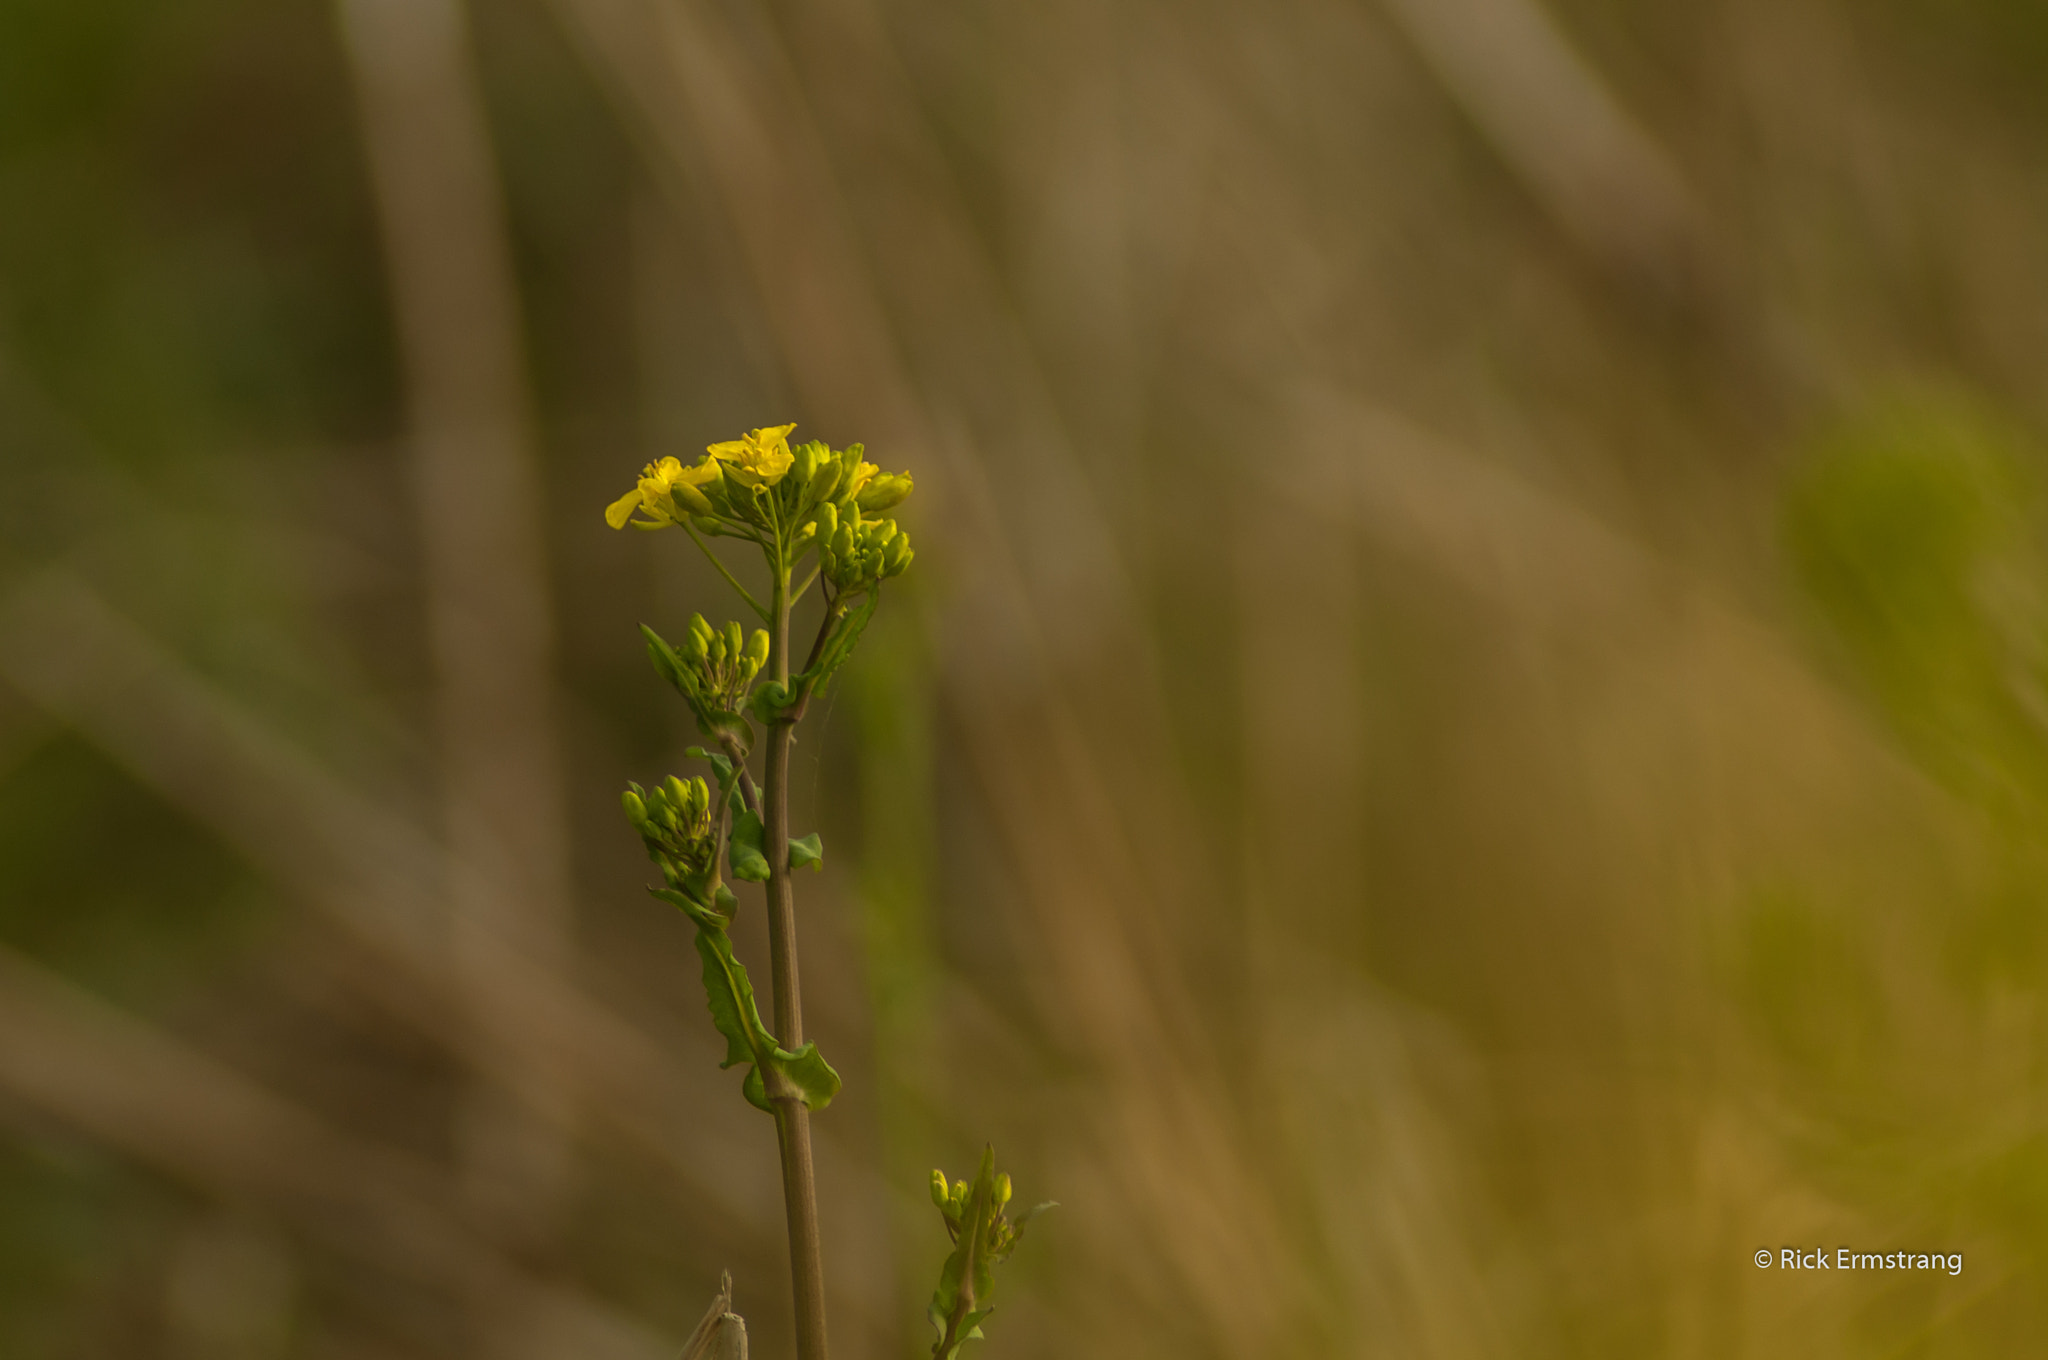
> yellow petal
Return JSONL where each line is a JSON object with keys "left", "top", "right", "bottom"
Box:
{"left": 605, "top": 487, "right": 645, "bottom": 529}
{"left": 675, "top": 457, "right": 721, "bottom": 487}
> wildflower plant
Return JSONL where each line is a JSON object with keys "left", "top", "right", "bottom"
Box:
{"left": 610, "top": 425, "right": 1046, "bottom": 1360}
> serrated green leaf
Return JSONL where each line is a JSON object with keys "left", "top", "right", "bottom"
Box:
{"left": 796, "top": 591, "right": 880, "bottom": 698}
{"left": 729, "top": 811, "right": 769, "bottom": 882}
{"left": 789, "top": 832, "right": 824, "bottom": 872}
{"left": 683, "top": 915, "right": 836, "bottom": 1115}
{"left": 693, "top": 925, "right": 767, "bottom": 1072}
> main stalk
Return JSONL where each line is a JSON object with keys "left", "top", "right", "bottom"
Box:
{"left": 764, "top": 563, "right": 828, "bottom": 1360}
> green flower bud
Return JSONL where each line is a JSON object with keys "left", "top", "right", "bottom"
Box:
{"left": 834, "top": 447, "right": 865, "bottom": 496}
{"left": 856, "top": 471, "right": 913, "bottom": 512}
{"left": 809, "top": 457, "right": 844, "bottom": 505}
{"left": 813, "top": 502, "right": 839, "bottom": 544}
{"left": 621, "top": 787, "right": 649, "bottom": 830}
{"left": 685, "top": 613, "right": 715, "bottom": 662}
{"left": 743, "top": 629, "right": 770, "bottom": 675}
{"left": 930, "top": 1169, "right": 949, "bottom": 1209}
{"left": 663, "top": 775, "right": 692, "bottom": 812}
{"left": 881, "top": 529, "right": 912, "bottom": 577}
{"left": 831, "top": 524, "right": 855, "bottom": 560}
{"left": 792, "top": 439, "right": 822, "bottom": 487}
{"left": 723, "top": 620, "right": 745, "bottom": 668}
{"left": 996, "top": 1172, "right": 1012, "bottom": 1206}
{"left": 670, "top": 481, "right": 714, "bottom": 516}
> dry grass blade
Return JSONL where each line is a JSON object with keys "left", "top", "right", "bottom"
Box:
{"left": 679, "top": 1270, "right": 749, "bottom": 1360}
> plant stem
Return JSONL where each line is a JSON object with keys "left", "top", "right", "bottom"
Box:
{"left": 685, "top": 519, "right": 772, "bottom": 622}
{"left": 764, "top": 559, "right": 829, "bottom": 1360}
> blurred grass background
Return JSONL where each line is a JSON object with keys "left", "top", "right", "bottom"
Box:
{"left": 2, "top": 0, "right": 2047, "bottom": 1355}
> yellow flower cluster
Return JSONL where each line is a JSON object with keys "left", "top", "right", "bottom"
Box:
{"left": 604, "top": 424, "right": 914, "bottom": 586}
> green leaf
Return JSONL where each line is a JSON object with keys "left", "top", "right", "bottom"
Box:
{"left": 694, "top": 707, "right": 754, "bottom": 757}
{"left": 649, "top": 880, "right": 735, "bottom": 928}
{"left": 789, "top": 832, "right": 824, "bottom": 872}
{"left": 729, "top": 811, "right": 769, "bottom": 882}
{"left": 741, "top": 1063, "right": 773, "bottom": 1113}
{"left": 693, "top": 925, "right": 768, "bottom": 1072}
{"left": 764, "top": 1041, "right": 842, "bottom": 1110}
{"left": 682, "top": 914, "right": 839, "bottom": 1114}
{"left": 684, "top": 745, "right": 735, "bottom": 785}
{"left": 798, "top": 591, "right": 880, "bottom": 698}
{"left": 929, "top": 1308, "right": 991, "bottom": 1360}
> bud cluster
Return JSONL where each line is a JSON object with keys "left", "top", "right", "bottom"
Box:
{"left": 811, "top": 501, "right": 913, "bottom": 593}
{"left": 928, "top": 1162, "right": 1025, "bottom": 1261}
{"left": 621, "top": 774, "right": 716, "bottom": 890}
{"left": 680, "top": 614, "right": 770, "bottom": 709}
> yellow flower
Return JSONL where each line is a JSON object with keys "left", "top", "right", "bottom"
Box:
{"left": 707, "top": 423, "right": 797, "bottom": 489}
{"left": 605, "top": 456, "right": 720, "bottom": 530}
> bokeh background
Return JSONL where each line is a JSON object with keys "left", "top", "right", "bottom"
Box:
{"left": 3, "top": 0, "right": 2047, "bottom": 1355}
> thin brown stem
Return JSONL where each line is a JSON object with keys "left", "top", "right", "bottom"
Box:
{"left": 716, "top": 733, "right": 763, "bottom": 820}
{"left": 762, "top": 557, "right": 829, "bottom": 1360}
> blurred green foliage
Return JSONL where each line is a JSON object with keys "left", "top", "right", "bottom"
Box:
{"left": 1787, "top": 395, "right": 2048, "bottom": 815}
